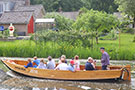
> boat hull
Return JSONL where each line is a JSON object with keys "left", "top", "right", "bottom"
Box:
{"left": 1, "top": 60, "right": 131, "bottom": 81}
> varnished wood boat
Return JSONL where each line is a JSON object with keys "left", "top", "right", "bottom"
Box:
{"left": 1, "top": 59, "right": 131, "bottom": 81}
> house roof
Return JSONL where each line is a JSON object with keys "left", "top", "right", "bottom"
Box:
{"left": 58, "top": 12, "right": 79, "bottom": 20}
{"left": 14, "top": 5, "right": 45, "bottom": 19}
{"left": 0, "top": 11, "right": 33, "bottom": 24}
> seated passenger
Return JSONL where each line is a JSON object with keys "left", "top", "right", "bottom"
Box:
{"left": 58, "top": 55, "right": 67, "bottom": 64}
{"left": 33, "top": 56, "right": 40, "bottom": 68}
{"left": 24, "top": 59, "right": 33, "bottom": 68}
{"left": 85, "top": 57, "right": 96, "bottom": 71}
{"left": 47, "top": 56, "right": 55, "bottom": 70}
{"left": 37, "top": 59, "right": 47, "bottom": 69}
{"left": 67, "top": 60, "right": 75, "bottom": 72}
{"left": 55, "top": 58, "right": 68, "bottom": 70}
{"left": 74, "top": 55, "right": 80, "bottom": 71}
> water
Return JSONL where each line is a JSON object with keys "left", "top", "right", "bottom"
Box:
{"left": 1, "top": 74, "right": 135, "bottom": 90}
{"left": 0, "top": 58, "right": 135, "bottom": 90}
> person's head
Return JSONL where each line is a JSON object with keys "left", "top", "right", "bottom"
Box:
{"left": 48, "top": 56, "right": 52, "bottom": 61}
{"left": 70, "top": 60, "right": 75, "bottom": 66}
{"left": 28, "top": 58, "right": 31, "bottom": 63}
{"left": 74, "top": 55, "right": 79, "bottom": 60}
{"left": 61, "top": 55, "right": 66, "bottom": 59}
{"left": 53, "top": 24, "right": 56, "bottom": 27}
{"left": 61, "top": 57, "right": 65, "bottom": 63}
{"left": 33, "top": 56, "right": 37, "bottom": 60}
{"left": 40, "top": 58, "right": 44, "bottom": 63}
{"left": 100, "top": 47, "right": 105, "bottom": 53}
{"left": 88, "top": 57, "right": 93, "bottom": 63}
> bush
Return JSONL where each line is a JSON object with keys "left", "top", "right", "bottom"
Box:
{"left": 122, "top": 28, "right": 135, "bottom": 34}
{"left": 99, "top": 29, "right": 118, "bottom": 40}
{"left": 32, "top": 30, "right": 93, "bottom": 47}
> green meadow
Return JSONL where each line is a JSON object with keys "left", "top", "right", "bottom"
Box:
{"left": 0, "top": 33, "right": 134, "bottom": 60}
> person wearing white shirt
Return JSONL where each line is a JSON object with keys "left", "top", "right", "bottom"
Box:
{"left": 55, "top": 58, "right": 68, "bottom": 70}
{"left": 37, "top": 59, "right": 47, "bottom": 69}
{"left": 74, "top": 55, "right": 80, "bottom": 71}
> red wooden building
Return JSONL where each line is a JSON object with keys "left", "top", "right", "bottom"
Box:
{"left": 0, "top": 11, "right": 34, "bottom": 36}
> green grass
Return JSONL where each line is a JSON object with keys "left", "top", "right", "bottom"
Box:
{"left": 0, "top": 33, "right": 134, "bottom": 60}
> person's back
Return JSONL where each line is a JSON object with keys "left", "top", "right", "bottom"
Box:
{"left": 67, "top": 60, "right": 75, "bottom": 72}
{"left": 37, "top": 59, "right": 46, "bottom": 69}
{"left": 56, "top": 63, "right": 68, "bottom": 70}
{"left": 47, "top": 60, "right": 55, "bottom": 69}
{"left": 33, "top": 56, "right": 40, "bottom": 68}
{"left": 85, "top": 62, "right": 95, "bottom": 71}
{"left": 33, "top": 59, "right": 40, "bottom": 68}
{"left": 47, "top": 56, "right": 55, "bottom": 69}
{"left": 24, "top": 59, "right": 33, "bottom": 68}
{"left": 55, "top": 57, "right": 68, "bottom": 70}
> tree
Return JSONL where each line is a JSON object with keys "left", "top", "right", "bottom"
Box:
{"left": 44, "top": 13, "right": 74, "bottom": 30}
{"left": 81, "top": 0, "right": 118, "bottom": 13}
{"left": 31, "top": 0, "right": 118, "bottom": 13}
{"left": 31, "top": 0, "right": 83, "bottom": 12}
{"left": 115, "top": 0, "right": 135, "bottom": 28}
{"left": 73, "top": 9, "right": 120, "bottom": 44}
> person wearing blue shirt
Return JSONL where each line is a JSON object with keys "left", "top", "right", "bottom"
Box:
{"left": 67, "top": 60, "right": 75, "bottom": 72}
{"left": 85, "top": 57, "right": 95, "bottom": 71}
{"left": 24, "top": 59, "right": 33, "bottom": 68}
{"left": 33, "top": 56, "right": 40, "bottom": 68}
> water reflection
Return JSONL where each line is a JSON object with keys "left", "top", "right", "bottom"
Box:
{"left": 32, "top": 88, "right": 66, "bottom": 90}
{"left": 1, "top": 75, "right": 134, "bottom": 90}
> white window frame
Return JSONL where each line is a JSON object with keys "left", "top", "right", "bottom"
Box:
{"left": 0, "top": 3, "right": 3, "bottom": 14}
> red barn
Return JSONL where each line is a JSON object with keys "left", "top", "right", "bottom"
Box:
{"left": 0, "top": 11, "right": 34, "bottom": 36}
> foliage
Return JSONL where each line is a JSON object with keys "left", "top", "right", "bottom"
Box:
{"left": 115, "top": 0, "right": 135, "bottom": 28}
{"left": 73, "top": 9, "right": 120, "bottom": 44}
{"left": 0, "top": 34, "right": 135, "bottom": 60}
{"left": 31, "top": 0, "right": 83, "bottom": 12}
{"left": 0, "top": 30, "right": 9, "bottom": 38}
{"left": 99, "top": 29, "right": 118, "bottom": 40}
{"left": 32, "top": 30, "right": 93, "bottom": 47}
{"left": 31, "top": 0, "right": 118, "bottom": 13}
{"left": 133, "top": 36, "right": 135, "bottom": 42}
{"left": 81, "top": 0, "right": 118, "bottom": 13}
{"left": 44, "top": 13, "right": 74, "bottom": 30}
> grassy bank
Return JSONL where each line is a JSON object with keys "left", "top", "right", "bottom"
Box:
{"left": 0, "top": 33, "right": 134, "bottom": 60}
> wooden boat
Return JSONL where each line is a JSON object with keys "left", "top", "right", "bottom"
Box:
{"left": 1, "top": 59, "right": 131, "bottom": 81}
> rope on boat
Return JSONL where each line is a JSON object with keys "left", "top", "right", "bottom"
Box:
{"left": 120, "top": 67, "right": 129, "bottom": 81}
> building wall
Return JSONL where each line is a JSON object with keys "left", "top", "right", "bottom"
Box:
{"left": 28, "top": 16, "right": 34, "bottom": 34}
{"left": 1, "top": 24, "right": 28, "bottom": 36}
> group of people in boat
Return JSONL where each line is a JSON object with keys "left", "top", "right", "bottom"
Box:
{"left": 24, "top": 47, "right": 110, "bottom": 71}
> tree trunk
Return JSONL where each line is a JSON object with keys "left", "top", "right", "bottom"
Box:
{"left": 133, "top": 17, "right": 135, "bottom": 28}
{"left": 96, "top": 32, "right": 98, "bottom": 44}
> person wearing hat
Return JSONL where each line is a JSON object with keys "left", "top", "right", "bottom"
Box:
{"left": 100, "top": 47, "right": 110, "bottom": 70}
{"left": 85, "top": 57, "right": 95, "bottom": 71}
{"left": 47, "top": 56, "right": 55, "bottom": 70}
{"left": 67, "top": 60, "right": 76, "bottom": 72}
{"left": 33, "top": 56, "right": 40, "bottom": 68}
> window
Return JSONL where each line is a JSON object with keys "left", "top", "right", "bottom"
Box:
{"left": 0, "top": 4, "right": 3, "bottom": 13}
